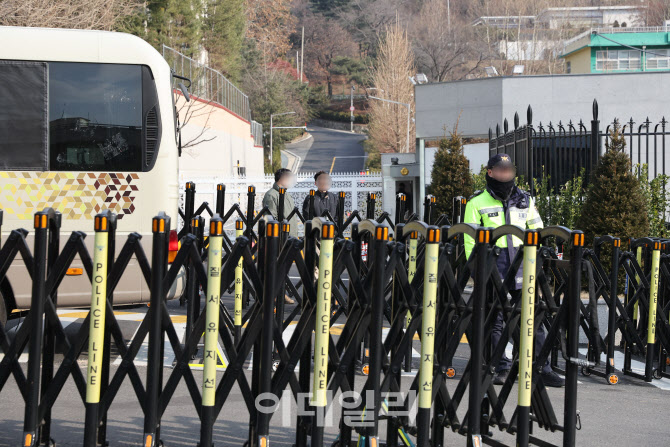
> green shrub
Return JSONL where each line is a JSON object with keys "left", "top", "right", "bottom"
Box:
{"left": 428, "top": 130, "right": 474, "bottom": 218}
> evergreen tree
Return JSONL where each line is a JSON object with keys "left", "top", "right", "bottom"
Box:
{"left": 124, "top": 0, "right": 202, "bottom": 58}
{"left": 203, "top": 0, "right": 246, "bottom": 81}
{"left": 578, "top": 122, "right": 649, "bottom": 245}
{"left": 428, "top": 130, "right": 473, "bottom": 219}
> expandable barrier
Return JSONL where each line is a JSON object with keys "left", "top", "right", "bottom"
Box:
{"left": 0, "top": 199, "right": 600, "bottom": 447}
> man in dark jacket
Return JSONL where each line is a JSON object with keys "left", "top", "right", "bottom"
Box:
{"left": 302, "top": 171, "right": 338, "bottom": 221}
{"left": 463, "top": 153, "right": 564, "bottom": 388}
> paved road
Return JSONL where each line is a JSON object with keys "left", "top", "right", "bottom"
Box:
{"left": 286, "top": 125, "right": 367, "bottom": 174}
{"left": 1, "top": 288, "right": 669, "bottom": 446}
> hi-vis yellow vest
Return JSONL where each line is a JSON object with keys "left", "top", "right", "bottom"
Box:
{"left": 463, "top": 188, "right": 543, "bottom": 260}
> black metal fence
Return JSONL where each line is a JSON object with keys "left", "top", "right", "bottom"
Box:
{"left": 489, "top": 99, "right": 670, "bottom": 192}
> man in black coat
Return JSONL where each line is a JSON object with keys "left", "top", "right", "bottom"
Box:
{"left": 302, "top": 171, "right": 338, "bottom": 221}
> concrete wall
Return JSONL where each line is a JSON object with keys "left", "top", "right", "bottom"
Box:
{"left": 416, "top": 71, "right": 670, "bottom": 140}
{"left": 177, "top": 95, "right": 264, "bottom": 179}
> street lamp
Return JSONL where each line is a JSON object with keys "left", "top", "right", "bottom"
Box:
{"left": 367, "top": 94, "right": 412, "bottom": 153}
{"left": 270, "top": 111, "right": 296, "bottom": 167}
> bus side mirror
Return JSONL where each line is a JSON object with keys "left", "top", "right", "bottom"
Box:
{"left": 178, "top": 82, "right": 190, "bottom": 102}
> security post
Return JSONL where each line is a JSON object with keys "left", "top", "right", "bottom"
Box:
{"left": 84, "top": 213, "right": 110, "bottom": 446}
{"left": 200, "top": 215, "right": 223, "bottom": 447}
{"left": 311, "top": 220, "right": 336, "bottom": 447}
{"left": 234, "top": 219, "right": 244, "bottom": 345}
{"left": 417, "top": 227, "right": 440, "bottom": 447}
{"left": 186, "top": 216, "right": 204, "bottom": 337}
{"left": 423, "top": 195, "right": 435, "bottom": 225}
{"left": 646, "top": 240, "right": 661, "bottom": 381}
{"left": 517, "top": 229, "right": 539, "bottom": 447}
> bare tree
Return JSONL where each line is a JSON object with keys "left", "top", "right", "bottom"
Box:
{"left": 368, "top": 17, "right": 415, "bottom": 154}
{"left": 411, "top": 0, "right": 489, "bottom": 82}
{"left": 302, "top": 12, "right": 357, "bottom": 97}
{"left": 0, "top": 0, "right": 141, "bottom": 30}
{"left": 245, "top": 0, "right": 296, "bottom": 59}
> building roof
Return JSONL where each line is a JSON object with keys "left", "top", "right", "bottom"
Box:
{"left": 562, "top": 26, "right": 670, "bottom": 57}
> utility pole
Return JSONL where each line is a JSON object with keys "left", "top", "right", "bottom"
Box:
{"left": 350, "top": 85, "right": 356, "bottom": 132}
{"left": 300, "top": 26, "right": 305, "bottom": 83}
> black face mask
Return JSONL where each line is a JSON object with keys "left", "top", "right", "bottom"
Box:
{"left": 486, "top": 173, "right": 515, "bottom": 201}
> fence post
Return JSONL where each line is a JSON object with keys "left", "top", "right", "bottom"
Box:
{"left": 337, "top": 191, "right": 346, "bottom": 235}
{"left": 396, "top": 193, "right": 406, "bottom": 225}
{"left": 517, "top": 229, "right": 539, "bottom": 447}
{"left": 246, "top": 186, "right": 256, "bottom": 240}
{"left": 606, "top": 238, "right": 621, "bottom": 380}
{"left": 365, "top": 225, "right": 389, "bottom": 446}
{"left": 591, "top": 99, "right": 600, "bottom": 176}
{"left": 186, "top": 216, "right": 204, "bottom": 338}
{"left": 646, "top": 240, "right": 661, "bottom": 381}
{"left": 405, "top": 231, "right": 418, "bottom": 372}
{"left": 200, "top": 215, "right": 223, "bottom": 447}
{"left": 452, "top": 197, "right": 466, "bottom": 224}
{"left": 311, "top": 221, "right": 336, "bottom": 447}
{"left": 22, "top": 211, "right": 50, "bottom": 447}
{"left": 278, "top": 187, "right": 287, "bottom": 222}
{"left": 367, "top": 193, "right": 377, "bottom": 219}
{"left": 234, "top": 220, "right": 244, "bottom": 345}
{"left": 216, "top": 183, "right": 226, "bottom": 217}
{"left": 40, "top": 210, "right": 61, "bottom": 445}
{"left": 308, "top": 189, "right": 315, "bottom": 220}
{"left": 98, "top": 211, "right": 117, "bottom": 446}
{"left": 423, "top": 195, "right": 435, "bottom": 224}
{"left": 256, "top": 221, "right": 280, "bottom": 447}
{"left": 468, "top": 227, "right": 491, "bottom": 447}
{"left": 143, "top": 214, "right": 170, "bottom": 447}
{"left": 564, "top": 231, "right": 584, "bottom": 447}
{"left": 183, "top": 182, "right": 195, "bottom": 235}
{"left": 417, "top": 227, "right": 441, "bottom": 447}
{"left": 84, "top": 213, "right": 111, "bottom": 446}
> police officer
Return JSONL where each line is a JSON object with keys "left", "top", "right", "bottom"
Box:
{"left": 463, "top": 153, "right": 564, "bottom": 387}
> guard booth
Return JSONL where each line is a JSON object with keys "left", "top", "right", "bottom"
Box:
{"left": 381, "top": 152, "right": 421, "bottom": 221}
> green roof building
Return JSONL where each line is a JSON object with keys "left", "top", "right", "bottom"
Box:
{"left": 561, "top": 26, "right": 670, "bottom": 74}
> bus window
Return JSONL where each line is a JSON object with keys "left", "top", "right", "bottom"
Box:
{"left": 49, "top": 63, "right": 143, "bottom": 171}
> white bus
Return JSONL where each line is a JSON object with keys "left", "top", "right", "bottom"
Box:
{"left": 0, "top": 26, "right": 186, "bottom": 322}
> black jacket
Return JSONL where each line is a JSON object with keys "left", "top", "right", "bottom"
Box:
{"left": 302, "top": 190, "right": 338, "bottom": 221}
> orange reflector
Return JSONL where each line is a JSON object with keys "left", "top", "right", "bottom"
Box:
{"left": 217, "top": 184, "right": 223, "bottom": 190}
{"left": 310, "top": 189, "right": 315, "bottom": 196}
{"left": 370, "top": 437, "right": 377, "bottom": 447}
{"left": 236, "top": 220, "right": 244, "bottom": 230}
{"left": 248, "top": 186, "right": 255, "bottom": 193}
{"left": 144, "top": 434, "right": 153, "bottom": 447}
{"left": 339, "top": 191, "right": 346, "bottom": 198}
{"left": 24, "top": 433, "right": 32, "bottom": 446}
{"left": 259, "top": 436, "right": 267, "bottom": 447}
{"left": 192, "top": 217, "right": 199, "bottom": 227}
{"left": 66, "top": 268, "right": 83, "bottom": 276}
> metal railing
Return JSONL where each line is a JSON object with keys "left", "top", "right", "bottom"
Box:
{"left": 162, "top": 45, "right": 251, "bottom": 122}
